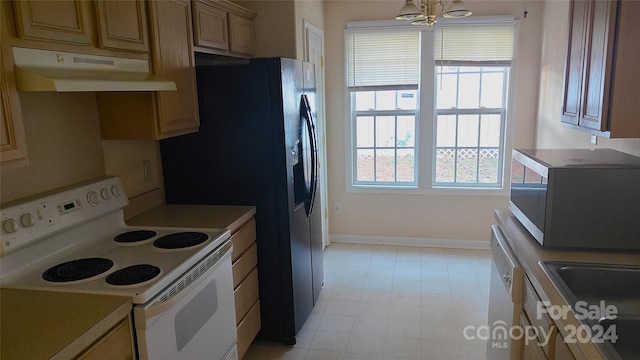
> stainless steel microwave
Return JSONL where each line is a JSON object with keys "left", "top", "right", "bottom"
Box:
{"left": 509, "top": 148, "right": 640, "bottom": 250}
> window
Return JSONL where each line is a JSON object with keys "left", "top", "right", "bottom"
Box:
{"left": 354, "top": 90, "right": 418, "bottom": 184}
{"left": 347, "top": 26, "right": 420, "bottom": 186}
{"left": 434, "top": 65, "right": 509, "bottom": 186}
{"left": 346, "top": 19, "right": 515, "bottom": 190}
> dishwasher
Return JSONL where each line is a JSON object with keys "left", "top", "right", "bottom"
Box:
{"left": 486, "top": 224, "right": 525, "bottom": 359}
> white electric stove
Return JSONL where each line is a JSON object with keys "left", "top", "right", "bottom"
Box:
{"left": 0, "top": 177, "right": 239, "bottom": 360}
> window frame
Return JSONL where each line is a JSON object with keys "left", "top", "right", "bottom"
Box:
{"left": 432, "top": 65, "right": 511, "bottom": 188}
{"left": 345, "top": 17, "right": 517, "bottom": 195}
{"left": 351, "top": 89, "right": 420, "bottom": 187}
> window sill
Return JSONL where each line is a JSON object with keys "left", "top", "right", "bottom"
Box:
{"left": 347, "top": 184, "right": 509, "bottom": 197}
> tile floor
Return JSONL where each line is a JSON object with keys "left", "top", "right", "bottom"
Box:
{"left": 243, "top": 242, "right": 492, "bottom": 360}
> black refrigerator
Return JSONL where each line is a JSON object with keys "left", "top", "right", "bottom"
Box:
{"left": 159, "top": 57, "right": 323, "bottom": 344}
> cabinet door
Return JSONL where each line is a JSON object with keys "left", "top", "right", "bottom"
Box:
{"left": 228, "top": 13, "right": 254, "bottom": 56}
{"left": 95, "top": 0, "right": 149, "bottom": 53}
{"left": 520, "top": 313, "right": 549, "bottom": 360}
{"left": 12, "top": 0, "right": 91, "bottom": 45}
{"left": 0, "top": 48, "right": 28, "bottom": 166}
{"left": 148, "top": 0, "right": 199, "bottom": 137}
{"left": 561, "top": 0, "right": 588, "bottom": 126}
{"left": 554, "top": 333, "right": 576, "bottom": 360}
{"left": 77, "top": 318, "right": 134, "bottom": 360}
{"left": 193, "top": 0, "right": 229, "bottom": 51}
{"left": 578, "top": 0, "right": 617, "bottom": 132}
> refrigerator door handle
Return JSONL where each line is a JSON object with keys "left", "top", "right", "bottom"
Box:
{"left": 301, "top": 94, "right": 318, "bottom": 216}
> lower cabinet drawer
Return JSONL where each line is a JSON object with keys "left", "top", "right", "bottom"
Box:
{"left": 232, "top": 243, "right": 257, "bottom": 289}
{"left": 77, "top": 318, "right": 133, "bottom": 360}
{"left": 237, "top": 300, "right": 260, "bottom": 360}
{"left": 234, "top": 267, "right": 259, "bottom": 323}
{"left": 231, "top": 219, "right": 256, "bottom": 262}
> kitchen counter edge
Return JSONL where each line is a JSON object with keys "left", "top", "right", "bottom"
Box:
{"left": 126, "top": 204, "right": 256, "bottom": 233}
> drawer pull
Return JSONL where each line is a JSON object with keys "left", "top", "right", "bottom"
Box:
{"left": 503, "top": 273, "right": 512, "bottom": 286}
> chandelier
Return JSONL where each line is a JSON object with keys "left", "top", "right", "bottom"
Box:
{"left": 395, "top": 0, "right": 472, "bottom": 26}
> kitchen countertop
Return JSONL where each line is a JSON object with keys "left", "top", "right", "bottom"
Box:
{"left": 0, "top": 288, "right": 131, "bottom": 359}
{"left": 126, "top": 204, "right": 256, "bottom": 233}
{"left": 495, "top": 210, "right": 640, "bottom": 360}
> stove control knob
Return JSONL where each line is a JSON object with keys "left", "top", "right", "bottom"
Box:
{"left": 2, "top": 218, "right": 18, "bottom": 233}
{"left": 101, "top": 188, "right": 112, "bottom": 201}
{"left": 20, "top": 213, "right": 35, "bottom": 228}
{"left": 87, "top": 191, "right": 100, "bottom": 206}
{"left": 111, "top": 185, "right": 121, "bottom": 197}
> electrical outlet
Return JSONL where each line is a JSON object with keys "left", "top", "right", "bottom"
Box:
{"left": 333, "top": 202, "right": 342, "bottom": 213}
{"left": 142, "top": 160, "right": 152, "bottom": 183}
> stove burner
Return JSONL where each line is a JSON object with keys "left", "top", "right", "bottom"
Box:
{"left": 43, "top": 258, "right": 114, "bottom": 283}
{"left": 114, "top": 230, "right": 157, "bottom": 244}
{"left": 106, "top": 264, "right": 161, "bottom": 286}
{"left": 153, "top": 232, "right": 209, "bottom": 250}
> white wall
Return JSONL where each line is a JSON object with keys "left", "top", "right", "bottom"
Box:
{"left": 323, "top": 0, "right": 544, "bottom": 244}
{"left": 237, "top": 0, "right": 325, "bottom": 60}
{"left": 1, "top": 93, "right": 164, "bottom": 204}
{"left": 236, "top": 0, "right": 298, "bottom": 58}
{"left": 536, "top": 0, "right": 640, "bottom": 156}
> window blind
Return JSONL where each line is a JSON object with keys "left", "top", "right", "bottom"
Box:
{"left": 433, "top": 23, "right": 515, "bottom": 66}
{"left": 346, "top": 27, "right": 420, "bottom": 91}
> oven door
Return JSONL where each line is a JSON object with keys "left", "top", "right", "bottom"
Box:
{"left": 133, "top": 241, "right": 237, "bottom": 360}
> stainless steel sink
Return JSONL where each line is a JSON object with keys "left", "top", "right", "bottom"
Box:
{"left": 541, "top": 261, "right": 640, "bottom": 360}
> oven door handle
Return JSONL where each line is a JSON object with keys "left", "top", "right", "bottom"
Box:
{"left": 135, "top": 241, "right": 232, "bottom": 326}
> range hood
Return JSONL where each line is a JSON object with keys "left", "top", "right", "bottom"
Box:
{"left": 12, "top": 47, "right": 177, "bottom": 92}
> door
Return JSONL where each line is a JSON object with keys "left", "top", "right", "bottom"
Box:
{"left": 304, "top": 21, "right": 329, "bottom": 250}
{"left": 301, "top": 64, "right": 323, "bottom": 304}
{"left": 289, "top": 91, "right": 318, "bottom": 335}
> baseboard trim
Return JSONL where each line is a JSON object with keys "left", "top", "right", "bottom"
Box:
{"left": 329, "top": 234, "right": 490, "bottom": 250}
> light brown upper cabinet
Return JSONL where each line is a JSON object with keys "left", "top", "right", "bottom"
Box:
{"left": 192, "top": 0, "right": 255, "bottom": 58}
{"left": 561, "top": 0, "right": 640, "bottom": 138}
{"left": 11, "top": 0, "right": 149, "bottom": 54}
{"left": 97, "top": 0, "right": 199, "bottom": 140}
{"left": 0, "top": 45, "right": 28, "bottom": 168}
{"left": 12, "top": 0, "right": 91, "bottom": 46}
{"left": 94, "top": 0, "right": 149, "bottom": 53}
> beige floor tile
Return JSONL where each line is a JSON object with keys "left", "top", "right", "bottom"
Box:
{"left": 305, "top": 349, "right": 345, "bottom": 360}
{"left": 317, "top": 314, "right": 355, "bottom": 332}
{"left": 309, "top": 331, "right": 350, "bottom": 352}
{"left": 247, "top": 243, "right": 492, "bottom": 360}
{"left": 345, "top": 333, "right": 385, "bottom": 355}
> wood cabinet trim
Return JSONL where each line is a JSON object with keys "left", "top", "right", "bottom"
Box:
{"left": 195, "top": 0, "right": 256, "bottom": 20}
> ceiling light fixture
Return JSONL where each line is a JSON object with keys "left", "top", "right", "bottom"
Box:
{"left": 395, "top": 0, "right": 472, "bottom": 27}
